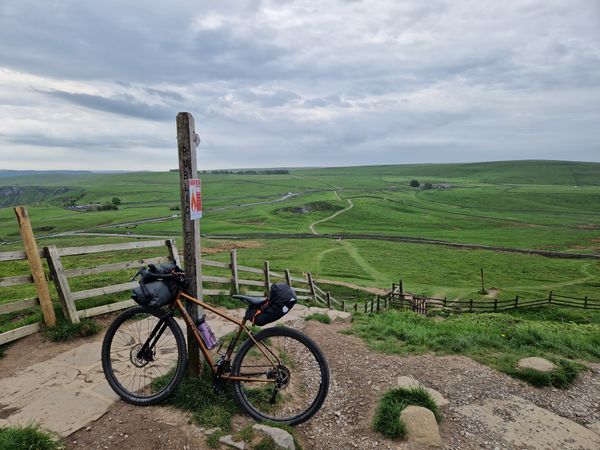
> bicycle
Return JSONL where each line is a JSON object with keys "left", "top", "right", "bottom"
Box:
{"left": 101, "top": 266, "right": 330, "bottom": 425}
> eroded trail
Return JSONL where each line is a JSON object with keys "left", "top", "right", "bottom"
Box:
{"left": 309, "top": 191, "right": 354, "bottom": 235}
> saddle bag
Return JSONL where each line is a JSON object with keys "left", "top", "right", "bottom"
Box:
{"left": 245, "top": 282, "right": 297, "bottom": 326}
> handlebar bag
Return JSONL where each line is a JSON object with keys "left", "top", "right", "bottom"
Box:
{"left": 132, "top": 280, "right": 173, "bottom": 307}
{"left": 245, "top": 282, "right": 297, "bottom": 326}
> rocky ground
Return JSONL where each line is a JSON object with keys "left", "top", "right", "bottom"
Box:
{"left": 3, "top": 315, "right": 600, "bottom": 449}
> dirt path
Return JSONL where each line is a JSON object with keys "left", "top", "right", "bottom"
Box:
{"left": 309, "top": 192, "right": 354, "bottom": 235}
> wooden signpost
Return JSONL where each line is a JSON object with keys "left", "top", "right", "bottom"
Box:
{"left": 176, "top": 112, "right": 204, "bottom": 376}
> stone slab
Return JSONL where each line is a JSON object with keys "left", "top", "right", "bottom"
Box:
{"left": 457, "top": 395, "right": 600, "bottom": 449}
{"left": 517, "top": 357, "right": 556, "bottom": 372}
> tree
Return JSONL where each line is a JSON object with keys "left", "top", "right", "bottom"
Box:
{"left": 112, "top": 197, "right": 121, "bottom": 206}
{"left": 410, "top": 180, "right": 420, "bottom": 188}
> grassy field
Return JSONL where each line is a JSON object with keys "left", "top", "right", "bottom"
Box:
{"left": 1, "top": 160, "right": 599, "bottom": 335}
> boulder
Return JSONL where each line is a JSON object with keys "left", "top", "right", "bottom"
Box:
{"left": 397, "top": 376, "right": 449, "bottom": 408}
{"left": 252, "top": 424, "right": 295, "bottom": 450}
{"left": 517, "top": 357, "right": 556, "bottom": 373}
{"left": 399, "top": 405, "right": 442, "bottom": 447}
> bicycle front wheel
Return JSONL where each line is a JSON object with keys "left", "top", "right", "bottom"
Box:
{"left": 101, "top": 306, "right": 187, "bottom": 405}
{"left": 232, "top": 327, "right": 329, "bottom": 425}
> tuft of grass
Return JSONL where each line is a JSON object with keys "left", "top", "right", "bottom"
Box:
{"left": 502, "top": 357, "right": 580, "bottom": 388}
{"left": 43, "top": 318, "right": 100, "bottom": 342}
{"left": 153, "top": 364, "right": 240, "bottom": 432}
{"left": 305, "top": 313, "right": 331, "bottom": 324}
{"left": 372, "top": 386, "right": 441, "bottom": 439}
{"left": 206, "top": 429, "right": 226, "bottom": 449}
{"left": 253, "top": 436, "right": 277, "bottom": 450}
{"left": 235, "top": 425, "right": 254, "bottom": 443}
{"left": 0, "top": 424, "right": 60, "bottom": 450}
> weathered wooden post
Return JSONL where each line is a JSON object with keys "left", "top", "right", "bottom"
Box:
{"left": 14, "top": 207, "right": 56, "bottom": 327}
{"left": 307, "top": 272, "right": 317, "bottom": 304}
{"left": 548, "top": 291, "right": 553, "bottom": 305}
{"left": 263, "top": 260, "right": 271, "bottom": 294}
{"left": 177, "top": 112, "right": 204, "bottom": 377}
{"left": 354, "top": 303, "right": 358, "bottom": 312}
{"left": 166, "top": 239, "right": 181, "bottom": 266}
{"left": 399, "top": 279, "right": 403, "bottom": 294}
{"left": 364, "top": 302, "right": 368, "bottom": 313}
{"left": 230, "top": 249, "right": 239, "bottom": 295}
{"left": 493, "top": 297, "right": 498, "bottom": 312}
{"left": 584, "top": 296, "right": 588, "bottom": 309}
{"left": 326, "top": 291, "right": 332, "bottom": 309}
{"left": 514, "top": 295, "right": 519, "bottom": 309}
{"left": 45, "top": 245, "right": 78, "bottom": 323}
{"left": 376, "top": 295, "right": 380, "bottom": 313}
{"left": 285, "top": 269, "right": 292, "bottom": 287}
{"left": 370, "top": 298, "right": 374, "bottom": 313}
{"left": 342, "top": 300, "right": 346, "bottom": 312}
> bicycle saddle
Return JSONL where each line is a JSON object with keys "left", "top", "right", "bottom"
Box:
{"left": 231, "top": 294, "right": 266, "bottom": 306}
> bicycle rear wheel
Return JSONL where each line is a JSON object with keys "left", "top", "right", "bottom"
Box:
{"left": 101, "top": 306, "right": 187, "bottom": 405}
{"left": 232, "top": 327, "right": 329, "bottom": 425}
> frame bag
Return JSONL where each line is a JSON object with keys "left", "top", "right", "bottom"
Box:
{"left": 245, "top": 282, "right": 297, "bottom": 326}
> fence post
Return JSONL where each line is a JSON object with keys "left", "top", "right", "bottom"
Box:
{"left": 263, "top": 260, "right": 271, "bottom": 294}
{"left": 514, "top": 295, "right": 519, "bottom": 309}
{"left": 176, "top": 112, "right": 204, "bottom": 377}
{"left": 230, "top": 249, "right": 239, "bottom": 295}
{"left": 364, "top": 302, "right": 368, "bottom": 313}
{"left": 399, "top": 279, "right": 403, "bottom": 294}
{"left": 584, "top": 296, "right": 588, "bottom": 309}
{"left": 354, "top": 303, "right": 358, "bottom": 312}
{"left": 166, "top": 239, "right": 181, "bottom": 267}
{"left": 14, "top": 206, "right": 56, "bottom": 327}
{"left": 376, "top": 295, "right": 380, "bottom": 313}
{"left": 384, "top": 296, "right": 388, "bottom": 309}
{"left": 326, "top": 292, "right": 332, "bottom": 309}
{"left": 548, "top": 291, "right": 553, "bottom": 305}
{"left": 342, "top": 300, "right": 346, "bottom": 312}
{"left": 285, "top": 269, "right": 292, "bottom": 287}
{"left": 494, "top": 297, "right": 498, "bottom": 312}
{"left": 469, "top": 298, "right": 473, "bottom": 312}
{"left": 45, "top": 245, "right": 79, "bottom": 324}
{"left": 307, "top": 272, "right": 317, "bottom": 304}
{"left": 370, "top": 298, "right": 374, "bottom": 313}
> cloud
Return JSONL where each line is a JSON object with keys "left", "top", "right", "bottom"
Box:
{"left": 0, "top": 0, "right": 599, "bottom": 170}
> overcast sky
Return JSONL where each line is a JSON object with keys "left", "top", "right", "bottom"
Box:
{"left": 0, "top": 0, "right": 599, "bottom": 170}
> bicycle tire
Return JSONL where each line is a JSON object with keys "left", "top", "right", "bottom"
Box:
{"left": 232, "top": 326, "right": 329, "bottom": 425}
{"left": 101, "top": 306, "right": 187, "bottom": 405}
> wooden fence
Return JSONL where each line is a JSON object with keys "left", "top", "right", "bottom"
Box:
{"left": 1, "top": 238, "right": 341, "bottom": 344}
{"left": 378, "top": 281, "right": 600, "bottom": 315}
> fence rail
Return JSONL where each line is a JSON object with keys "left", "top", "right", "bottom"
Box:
{"left": 2, "top": 235, "right": 342, "bottom": 345}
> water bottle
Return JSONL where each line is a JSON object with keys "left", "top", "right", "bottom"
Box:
{"left": 195, "top": 314, "right": 218, "bottom": 350}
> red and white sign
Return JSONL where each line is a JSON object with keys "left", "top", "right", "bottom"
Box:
{"left": 189, "top": 178, "right": 202, "bottom": 220}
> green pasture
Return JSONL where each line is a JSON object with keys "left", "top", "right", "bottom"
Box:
{"left": 1, "top": 160, "right": 600, "bottom": 335}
